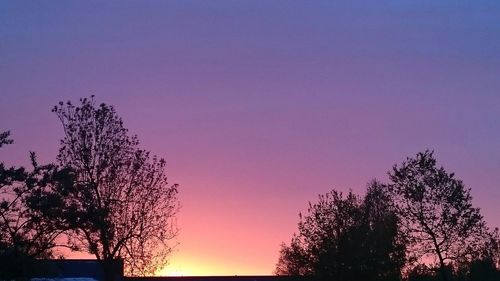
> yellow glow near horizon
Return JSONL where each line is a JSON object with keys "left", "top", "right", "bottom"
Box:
{"left": 157, "top": 265, "right": 204, "bottom": 277}
{"left": 157, "top": 262, "right": 239, "bottom": 277}
{"left": 156, "top": 255, "right": 271, "bottom": 277}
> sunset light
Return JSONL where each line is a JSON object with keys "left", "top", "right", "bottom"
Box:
{"left": 157, "top": 253, "right": 276, "bottom": 276}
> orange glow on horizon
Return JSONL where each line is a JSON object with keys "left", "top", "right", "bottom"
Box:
{"left": 156, "top": 254, "right": 275, "bottom": 277}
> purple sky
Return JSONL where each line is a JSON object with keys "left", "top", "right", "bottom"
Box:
{"left": 1, "top": 0, "right": 500, "bottom": 276}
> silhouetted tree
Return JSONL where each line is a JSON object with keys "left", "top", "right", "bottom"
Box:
{"left": 0, "top": 131, "right": 62, "bottom": 280}
{"left": 467, "top": 258, "right": 500, "bottom": 281}
{"left": 0, "top": 131, "right": 14, "bottom": 148}
{"left": 406, "top": 264, "right": 440, "bottom": 281}
{"left": 387, "top": 151, "right": 496, "bottom": 281}
{"left": 275, "top": 190, "right": 361, "bottom": 280}
{"left": 32, "top": 97, "right": 179, "bottom": 278}
{"left": 359, "top": 181, "right": 406, "bottom": 281}
{"left": 276, "top": 182, "right": 406, "bottom": 281}
{"left": 480, "top": 228, "right": 500, "bottom": 269}
{"left": 454, "top": 230, "right": 500, "bottom": 281}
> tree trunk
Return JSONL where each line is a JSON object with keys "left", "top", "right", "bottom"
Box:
{"left": 437, "top": 251, "right": 448, "bottom": 281}
{"left": 428, "top": 230, "right": 448, "bottom": 281}
{"left": 102, "top": 259, "right": 116, "bottom": 281}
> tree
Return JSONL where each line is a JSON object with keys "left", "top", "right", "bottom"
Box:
{"left": 360, "top": 181, "right": 407, "bottom": 281}
{"left": 276, "top": 182, "right": 406, "bottom": 281}
{"left": 0, "top": 131, "right": 63, "bottom": 280}
{"left": 467, "top": 258, "right": 500, "bottom": 281}
{"left": 0, "top": 131, "right": 14, "bottom": 148}
{"left": 275, "top": 190, "right": 361, "bottom": 280}
{"left": 32, "top": 97, "right": 179, "bottom": 278}
{"left": 387, "top": 150, "right": 495, "bottom": 281}
{"left": 406, "top": 264, "right": 440, "bottom": 281}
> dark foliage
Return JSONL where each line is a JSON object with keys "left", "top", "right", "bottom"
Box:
{"left": 387, "top": 151, "right": 497, "bottom": 281}
{"left": 277, "top": 150, "right": 499, "bottom": 281}
{"left": 30, "top": 97, "right": 179, "bottom": 278}
{"left": 0, "top": 131, "right": 14, "bottom": 148}
{"left": 0, "top": 131, "right": 61, "bottom": 280}
{"left": 276, "top": 181, "right": 406, "bottom": 281}
{"left": 407, "top": 260, "right": 500, "bottom": 281}
{"left": 467, "top": 258, "right": 500, "bottom": 281}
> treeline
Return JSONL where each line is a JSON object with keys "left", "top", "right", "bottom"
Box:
{"left": 2, "top": 97, "right": 499, "bottom": 281}
{"left": 0, "top": 97, "right": 179, "bottom": 280}
{"left": 276, "top": 151, "right": 499, "bottom": 281}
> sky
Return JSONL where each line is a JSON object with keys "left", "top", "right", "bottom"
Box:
{"left": 1, "top": 0, "right": 500, "bottom": 276}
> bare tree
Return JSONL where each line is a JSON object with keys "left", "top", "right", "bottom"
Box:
{"left": 35, "top": 97, "right": 179, "bottom": 278}
{"left": 387, "top": 150, "right": 495, "bottom": 281}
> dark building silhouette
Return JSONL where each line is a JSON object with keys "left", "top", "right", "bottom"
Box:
{"left": 33, "top": 259, "right": 123, "bottom": 281}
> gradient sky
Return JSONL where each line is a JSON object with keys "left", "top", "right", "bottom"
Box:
{"left": 1, "top": 0, "right": 500, "bottom": 276}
